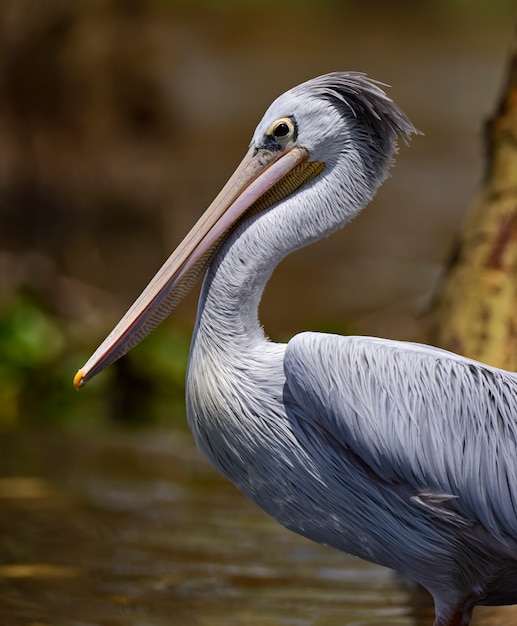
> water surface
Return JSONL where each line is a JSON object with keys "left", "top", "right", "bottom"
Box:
{"left": 0, "top": 430, "right": 428, "bottom": 626}
{"left": 3, "top": 430, "right": 517, "bottom": 625}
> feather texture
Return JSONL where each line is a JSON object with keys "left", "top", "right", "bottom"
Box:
{"left": 185, "top": 74, "right": 517, "bottom": 624}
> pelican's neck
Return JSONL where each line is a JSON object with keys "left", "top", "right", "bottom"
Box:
{"left": 194, "top": 213, "right": 287, "bottom": 350}
{"left": 192, "top": 156, "right": 381, "bottom": 353}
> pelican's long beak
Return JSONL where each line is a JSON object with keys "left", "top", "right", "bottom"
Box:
{"left": 74, "top": 144, "right": 323, "bottom": 389}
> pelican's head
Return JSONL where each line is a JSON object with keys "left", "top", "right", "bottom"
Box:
{"left": 74, "top": 72, "right": 416, "bottom": 388}
{"left": 252, "top": 72, "right": 414, "bottom": 179}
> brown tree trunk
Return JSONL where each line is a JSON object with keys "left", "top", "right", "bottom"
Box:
{"left": 430, "top": 27, "right": 517, "bottom": 372}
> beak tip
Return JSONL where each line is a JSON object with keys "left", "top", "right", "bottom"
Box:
{"left": 73, "top": 369, "right": 86, "bottom": 390}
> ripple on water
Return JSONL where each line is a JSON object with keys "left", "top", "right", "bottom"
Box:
{"left": 0, "top": 430, "right": 434, "bottom": 625}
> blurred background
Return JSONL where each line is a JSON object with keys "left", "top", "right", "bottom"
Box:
{"left": 2, "top": 3, "right": 517, "bottom": 626}
{"left": 0, "top": 0, "right": 514, "bottom": 426}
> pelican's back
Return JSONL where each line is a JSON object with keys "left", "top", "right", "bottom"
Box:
{"left": 285, "top": 332, "right": 517, "bottom": 542}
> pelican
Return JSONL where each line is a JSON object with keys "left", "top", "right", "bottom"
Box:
{"left": 75, "top": 72, "right": 517, "bottom": 626}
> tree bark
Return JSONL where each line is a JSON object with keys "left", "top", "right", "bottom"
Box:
{"left": 430, "top": 27, "right": 517, "bottom": 372}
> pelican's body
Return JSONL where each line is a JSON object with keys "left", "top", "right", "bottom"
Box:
{"left": 76, "top": 73, "right": 517, "bottom": 626}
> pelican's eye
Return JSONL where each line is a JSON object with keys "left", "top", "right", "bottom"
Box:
{"left": 266, "top": 117, "right": 296, "bottom": 143}
{"left": 273, "top": 121, "right": 290, "bottom": 138}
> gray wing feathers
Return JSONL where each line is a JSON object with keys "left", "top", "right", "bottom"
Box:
{"left": 284, "top": 332, "right": 517, "bottom": 539}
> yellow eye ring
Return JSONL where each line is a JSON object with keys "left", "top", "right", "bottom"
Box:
{"left": 267, "top": 117, "right": 295, "bottom": 141}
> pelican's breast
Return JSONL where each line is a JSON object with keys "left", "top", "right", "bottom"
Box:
{"left": 185, "top": 336, "right": 291, "bottom": 484}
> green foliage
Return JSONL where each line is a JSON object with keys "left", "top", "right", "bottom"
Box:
{"left": 109, "top": 321, "right": 191, "bottom": 428}
{"left": 0, "top": 294, "right": 191, "bottom": 429}
{"left": 0, "top": 294, "right": 70, "bottom": 426}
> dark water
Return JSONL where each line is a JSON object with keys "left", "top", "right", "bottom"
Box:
{"left": 0, "top": 430, "right": 423, "bottom": 626}
{"left": 2, "top": 431, "right": 517, "bottom": 626}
